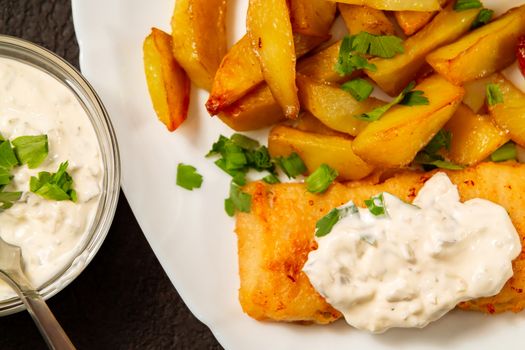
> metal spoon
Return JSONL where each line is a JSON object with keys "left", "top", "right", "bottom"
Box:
{"left": 0, "top": 236, "right": 76, "bottom": 350}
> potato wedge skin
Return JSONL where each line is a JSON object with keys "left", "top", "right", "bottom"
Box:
{"left": 248, "top": 0, "right": 300, "bottom": 119}
{"left": 291, "top": 112, "right": 349, "bottom": 137}
{"left": 332, "top": 0, "right": 441, "bottom": 11}
{"left": 297, "top": 74, "right": 383, "bottom": 136}
{"left": 488, "top": 74, "right": 525, "bottom": 147}
{"left": 445, "top": 104, "right": 510, "bottom": 166}
{"left": 171, "top": 0, "right": 227, "bottom": 90}
{"left": 462, "top": 76, "right": 492, "bottom": 114}
{"left": 426, "top": 5, "right": 525, "bottom": 85}
{"left": 367, "top": 4, "right": 480, "bottom": 96}
{"left": 143, "top": 28, "right": 190, "bottom": 132}
{"left": 290, "top": 0, "right": 337, "bottom": 37}
{"left": 352, "top": 74, "right": 465, "bottom": 167}
{"left": 338, "top": 4, "right": 394, "bottom": 35}
{"left": 218, "top": 84, "right": 285, "bottom": 131}
{"left": 269, "top": 125, "right": 374, "bottom": 180}
{"left": 394, "top": 0, "right": 447, "bottom": 36}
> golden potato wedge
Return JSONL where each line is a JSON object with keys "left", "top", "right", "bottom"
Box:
{"left": 171, "top": 0, "right": 227, "bottom": 91}
{"left": 488, "top": 74, "right": 525, "bottom": 147}
{"left": 218, "top": 85, "right": 285, "bottom": 131}
{"left": 206, "top": 33, "right": 327, "bottom": 116}
{"left": 268, "top": 125, "right": 375, "bottom": 180}
{"left": 426, "top": 5, "right": 525, "bottom": 85}
{"left": 291, "top": 112, "right": 348, "bottom": 137}
{"left": 366, "top": 4, "right": 480, "bottom": 96}
{"left": 296, "top": 40, "right": 348, "bottom": 83}
{"left": 290, "top": 0, "right": 337, "bottom": 37}
{"left": 247, "top": 0, "right": 299, "bottom": 119}
{"left": 462, "top": 76, "right": 493, "bottom": 114}
{"left": 297, "top": 74, "right": 384, "bottom": 136}
{"left": 444, "top": 104, "right": 510, "bottom": 166}
{"left": 394, "top": 0, "right": 447, "bottom": 36}
{"left": 338, "top": 4, "right": 395, "bottom": 35}
{"left": 143, "top": 28, "right": 190, "bottom": 132}
{"left": 331, "top": 0, "right": 441, "bottom": 11}
{"left": 352, "top": 74, "right": 465, "bottom": 167}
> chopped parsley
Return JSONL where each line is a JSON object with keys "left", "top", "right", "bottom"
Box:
{"left": 356, "top": 81, "right": 428, "bottom": 122}
{"left": 471, "top": 8, "right": 493, "bottom": 29}
{"left": 12, "top": 135, "right": 48, "bottom": 169}
{"left": 0, "top": 191, "right": 22, "bottom": 211}
{"left": 0, "top": 140, "right": 19, "bottom": 170}
{"left": 490, "top": 142, "right": 517, "bottom": 162}
{"left": 30, "top": 161, "right": 77, "bottom": 202}
{"left": 315, "top": 203, "right": 358, "bottom": 237}
{"left": 454, "top": 0, "right": 482, "bottom": 11}
{"left": 306, "top": 164, "right": 338, "bottom": 194}
{"left": 424, "top": 129, "right": 452, "bottom": 154}
{"left": 335, "top": 32, "right": 404, "bottom": 76}
{"left": 176, "top": 163, "right": 203, "bottom": 190}
{"left": 277, "top": 152, "right": 307, "bottom": 179}
{"left": 225, "top": 181, "right": 252, "bottom": 217}
{"left": 486, "top": 83, "right": 504, "bottom": 106}
{"left": 415, "top": 130, "right": 463, "bottom": 170}
{"left": 364, "top": 193, "right": 386, "bottom": 216}
{"left": 341, "top": 78, "right": 374, "bottom": 101}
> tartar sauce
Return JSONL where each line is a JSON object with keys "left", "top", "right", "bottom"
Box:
{"left": 0, "top": 58, "right": 103, "bottom": 300}
{"left": 303, "top": 173, "right": 521, "bottom": 333}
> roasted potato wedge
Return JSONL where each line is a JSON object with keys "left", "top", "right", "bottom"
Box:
{"left": 462, "top": 76, "right": 493, "bottom": 114}
{"left": 352, "top": 74, "right": 464, "bottom": 167}
{"left": 366, "top": 4, "right": 480, "bottom": 96}
{"left": 247, "top": 0, "right": 299, "bottom": 119}
{"left": 297, "top": 74, "right": 384, "bottom": 136}
{"left": 218, "top": 85, "right": 285, "bottom": 131}
{"left": 291, "top": 112, "right": 348, "bottom": 137}
{"left": 171, "top": 0, "right": 227, "bottom": 90}
{"left": 268, "top": 125, "right": 375, "bottom": 180}
{"left": 296, "top": 40, "right": 347, "bottom": 83}
{"left": 488, "top": 74, "right": 525, "bottom": 147}
{"left": 427, "top": 5, "right": 525, "bottom": 85}
{"left": 332, "top": 0, "right": 442, "bottom": 11}
{"left": 290, "top": 0, "right": 337, "bottom": 37}
{"left": 394, "top": 0, "right": 447, "bottom": 36}
{"left": 445, "top": 104, "right": 510, "bottom": 166}
{"left": 143, "top": 28, "right": 190, "bottom": 132}
{"left": 206, "top": 33, "right": 327, "bottom": 116}
{"left": 338, "top": 4, "right": 395, "bottom": 35}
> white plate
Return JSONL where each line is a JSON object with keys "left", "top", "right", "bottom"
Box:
{"left": 71, "top": 1, "right": 525, "bottom": 349}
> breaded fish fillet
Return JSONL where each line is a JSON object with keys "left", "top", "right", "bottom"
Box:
{"left": 236, "top": 162, "right": 525, "bottom": 324}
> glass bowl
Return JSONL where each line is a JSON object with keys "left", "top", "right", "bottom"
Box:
{"left": 0, "top": 35, "right": 120, "bottom": 315}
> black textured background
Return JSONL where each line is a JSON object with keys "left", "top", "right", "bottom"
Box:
{"left": 0, "top": 0, "right": 223, "bottom": 349}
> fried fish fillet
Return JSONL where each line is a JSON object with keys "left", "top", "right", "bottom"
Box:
{"left": 236, "top": 162, "right": 525, "bottom": 324}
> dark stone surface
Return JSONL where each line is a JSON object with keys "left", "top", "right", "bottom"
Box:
{"left": 0, "top": 1, "right": 223, "bottom": 349}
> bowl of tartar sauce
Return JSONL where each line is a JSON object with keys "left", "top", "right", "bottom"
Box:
{"left": 0, "top": 35, "right": 120, "bottom": 314}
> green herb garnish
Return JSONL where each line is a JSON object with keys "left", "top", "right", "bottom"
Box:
{"left": 225, "top": 181, "right": 252, "bottom": 217}
{"left": 0, "top": 140, "right": 19, "bottom": 170}
{"left": 486, "top": 83, "right": 504, "bottom": 106}
{"left": 262, "top": 173, "right": 280, "bottom": 184}
{"left": 315, "top": 203, "right": 358, "bottom": 237}
{"left": 0, "top": 167, "right": 12, "bottom": 186}
{"left": 491, "top": 142, "right": 517, "bottom": 162}
{"left": 306, "top": 164, "right": 338, "bottom": 194}
{"left": 277, "top": 152, "right": 307, "bottom": 178}
{"left": 341, "top": 78, "right": 374, "bottom": 101}
{"left": 230, "top": 133, "right": 260, "bottom": 150}
{"left": 176, "top": 163, "right": 203, "bottom": 190}
{"left": 30, "top": 161, "right": 76, "bottom": 201}
{"left": 471, "top": 8, "right": 493, "bottom": 29}
{"left": 12, "top": 135, "right": 48, "bottom": 169}
{"left": 364, "top": 193, "right": 386, "bottom": 216}
{"left": 454, "top": 0, "right": 482, "bottom": 11}
{"left": 415, "top": 152, "right": 464, "bottom": 170}
{"left": 402, "top": 90, "right": 430, "bottom": 106}
{"left": 424, "top": 129, "right": 452, "bottom": 154}
{"left": 0, "top": 191, "right": 22, "bottom": 211}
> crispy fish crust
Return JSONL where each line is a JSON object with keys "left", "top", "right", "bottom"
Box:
{"left": 236, "top": 162, "right": 525, "bottom": 324}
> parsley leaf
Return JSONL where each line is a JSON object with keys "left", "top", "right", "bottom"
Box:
{"left": 402, "top": 90, "right": 429, "bottom": 106}
{"left": 30, "top": 161, "right": 77, "bottom": 201}
{"left": 0, "top": 191, "right": 22, "bottom": 211}
{"left": 277, "top": 152, "right": 307, "bottom": 178}
{"left": 341, "top": 78, "right": 374, "bottom": 101}
{"left": 306, "top": 164, "right": 338, "bottom": 194}
{"left": 0, "top": 140, "right": 19, "bottom": 170}
{"left": 486, "top": 83, "right": 504, "bottom": 106}
{"left": 364, "top": 193, "right": 386, "bottom": 216}
{"left": 12, "top": 135, "right": 48, "bottom": 169}
{"left": 335, "top": 35, "right": 378, "bottom": 76}
{"left": 491, "top": 142, "right": 517, "bottom": 162}
{"left": 471, "top": 8, "right": 493, "bottom": 29}
{"left": 176, "top": 163, "right": 203, "bottom": 190}
{"left": 0, "top": 167, "right": 12, "bottom": 186}
{"left": 424, "top": 129, "right": 452, "bottom": 154}
{"left": 351, "top": 32, "right": 404, "bottom": 59}
{"left": 357, "top": 81, "right": 427, "bottom": 122}
{"left": 415, "top": 152, "right": 464, "bottom": 170}
{"left": 315, "top": 203, "right": 358, "bottom": 237}
{"left": 454, "top": 0, "right": 482, "bottom": 11}
{"left": 225, "top": 181, "right": 252, "bottom": 217}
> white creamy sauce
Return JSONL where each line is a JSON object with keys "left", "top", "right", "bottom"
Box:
{"left": 503, "top": 62, "right": 525, "bottom": 94}
{"left": 304, "top": 173, "right": 521, "bottom": 333}
{"left": 0, "top": 58, "right": 102, "bottom": 300}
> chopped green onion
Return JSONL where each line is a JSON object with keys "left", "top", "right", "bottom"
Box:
{"left": 491, "top": 142, "right": 517, "bottom": 162}
{"left": 262, "top": 173, "right": 280, "bottom": 184}
{"left": 225, "top": 181, "right": 252, "bottom": 216}
{"left": 0, "top": 191, "right": 22, "bottom": 211}
{"left": 176, "top": 163, "right": 203, "bottom": 190}
{"left": 306, "top": 164, "right": 338, "bottom": 194}
{"left": 12, "top": 135, "right": 48, "bottom": 169}
{"left": 315, "top": 203, "right": 358, "bottom": 237}
{"left": 486, "top": 83, "right": 504, "bottom": 106}
{"left": 364, "top": 193, "right": 386, "bottom": 216}
{"left": 471, "top": 8, "right": 493, "bottom": 29}
{"left": 230, "top": 133, "right": 260, "bottom": 150}
{"left": 341, "top": 78, "right": 374, "bottom": 101}
{"left": 425, "top": 129, "right": 452, "bottom": 154}
{"left": 454, "top": 0, "right": 482, "bottom": 11}
{"left": 278, "top": 152, "right": 307, "bottom": 178}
